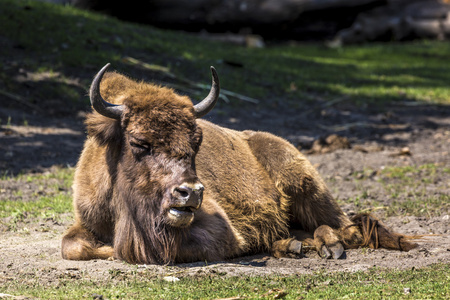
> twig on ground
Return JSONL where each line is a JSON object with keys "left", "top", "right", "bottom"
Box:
{"left": 122, "top": 56, "right": 175, "bottom": 78}
{"left": 123, "top": 56, "right": 259, "bottom": 104}
{"left": 359, "top": 206, "right": 388, "bottom": 213}
{"left": 317, "top": 122, "right": 371, "bottom": 132}
{"left": 0, "top": 89, "right": 44, "bottom": 114}
{"left": 302, "top": 95, "right": 349, "bottom": 114}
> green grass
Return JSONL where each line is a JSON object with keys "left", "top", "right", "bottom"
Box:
{"left": 341, "top": 163, "right": 450, "bottom": 218}
{"left": 1, "top": 264, "right": 449, "bottom": 299}
{"left": 0, "top": 193, "right": 71, "bottom": 219}
{"left": 1, "top": 0, "right": 450, "bottom": 115}
{"left": 379, "top": 163, "right": 450, "bottom": 217}
{"left": 0, "top": 167, "right": 74, "bottom": 229}
{"left": 381, "top": 163, "right": 450, "bottom": 182}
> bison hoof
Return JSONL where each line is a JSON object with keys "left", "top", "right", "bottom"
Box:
{"left": 288, "top": 240, "right": 303, "bottom": 254}
{"left": 320, "top": 242, "right": 345, "bottom": 259}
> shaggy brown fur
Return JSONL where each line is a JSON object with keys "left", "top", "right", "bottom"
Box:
{"left": 62, "top": 68, "right": 418, "bottom": 265}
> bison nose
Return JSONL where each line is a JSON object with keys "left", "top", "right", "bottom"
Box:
{"left": 172, "top": 183, "right": 204, "bottom": 209}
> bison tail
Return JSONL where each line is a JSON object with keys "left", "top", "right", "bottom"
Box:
{"left": 346, "top": 213, "right": 425, "bottom": 252}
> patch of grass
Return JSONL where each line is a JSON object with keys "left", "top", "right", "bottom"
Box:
{"left": 387, "top": 194, "right": 450, "bottom": 218}
{"left": 337, "top": 163, "right": 449, "bottom": 217}
{"left": 381, "top": 163, "right": 450, "bottom": 182}
{"left": 1, "top": 264, "right": 448, "bottom": 299}
{"left": 378, "top": 163, "right": 450, "bottom": 217}
{"left": 21, "top": 166, "right": 74, "bottom": 185}
{"left": 0, "top": 193, "right": 71, "bottom": 220}
{"left": 0, "top": 167, "right": 74, "bottom": 228}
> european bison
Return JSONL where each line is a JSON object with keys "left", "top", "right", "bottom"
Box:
{"left": 62, "top": 64, "right": 417, "bottom": 264}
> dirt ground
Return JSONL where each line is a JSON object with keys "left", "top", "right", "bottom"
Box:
{"left": 0, "top": 94, "right": 449, "bottom": 284}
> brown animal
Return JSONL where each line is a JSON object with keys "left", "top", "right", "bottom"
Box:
{"left": 61, "top": 64, "right": 417, "bottom": 264}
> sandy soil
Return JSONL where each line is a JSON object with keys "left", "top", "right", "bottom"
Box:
{"left": 0, "top": 97, "right": 449, "bottom": 284}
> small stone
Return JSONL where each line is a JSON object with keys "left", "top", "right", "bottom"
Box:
{"left": 163, "top": 276, "right": 180, "bottom": 282}
{"left": 403, "top": 287, "right": 411, "bottom": 295}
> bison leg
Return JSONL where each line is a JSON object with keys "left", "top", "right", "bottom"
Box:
{"left": 61, "top": 223, "right": 114, "bottom": 261}
{"left": 245, "top": 131, "right": 355, "bottom": 230}
{"left": 310, "top": 225, "right": 345, "bottom": 259}
{"left": 272, "top": 227, "right": 347, "bottom": 259}
{"left": 272, "top": 238, "right": 304, "bottom": 258}
{"left": 245, "top": 131, "right": 363, "bottom": 258}
{"left": 281, "top": 227, "right": 355, "bottom": 259}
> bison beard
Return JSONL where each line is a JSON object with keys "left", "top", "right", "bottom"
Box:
{"left": 113, "top": 178, "right": 178, "bottom": 264}
{"left": 61, "top": 64, "right": 419, "bottom": 265}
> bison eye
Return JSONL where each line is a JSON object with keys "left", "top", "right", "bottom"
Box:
{"left": 130, "top": 142, "right": 152, "bottom": 154}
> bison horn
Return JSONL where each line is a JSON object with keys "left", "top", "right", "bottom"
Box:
{"left": 193, "top": 66, "right": 220, "bottom": 118}
{"left": 89, "top": 63, "right": 124, "bottom": 120}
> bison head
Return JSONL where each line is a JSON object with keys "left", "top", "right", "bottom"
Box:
{"left": 88, "top": 64, "right": 219, "bottom": 228}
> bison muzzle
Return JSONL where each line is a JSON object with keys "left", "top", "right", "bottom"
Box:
{"left": 62, "top": 64, "right": 418, "bottom": 264}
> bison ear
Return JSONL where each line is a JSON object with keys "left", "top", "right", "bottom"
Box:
{"left": 85, "top": 112, "right": 122, "bottom": 146}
